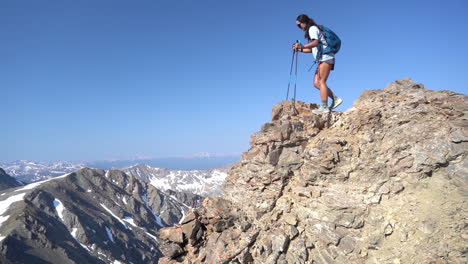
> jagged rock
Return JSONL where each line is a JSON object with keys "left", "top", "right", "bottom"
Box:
{"left": 270, "top": 231, "right": 290, "bottom": 253}
{"left": 181, "top": 218, "right": 201, "bottom": 242}
{"left": 159, "top": 240, "right": 184, "bottom": 258}
{"left": 160, "top": 227, "right": 184, "bottom": 244}
{"left": 160, "top": 78, "right": 467, "bottom": 264}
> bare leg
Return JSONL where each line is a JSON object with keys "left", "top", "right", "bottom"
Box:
{"left": 314, "top": 80, "right": 334, "bottom": 99}
{"left": 313, "top": 62, "right": 333, "bottom": 103}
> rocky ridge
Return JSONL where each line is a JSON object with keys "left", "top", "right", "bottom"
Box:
{"left": 158, "top": 79, "right": 468, "bottom": 264}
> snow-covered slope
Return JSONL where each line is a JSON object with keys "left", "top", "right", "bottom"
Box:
{"left": 123, "top": 164, "right": 229, "bottom": 197}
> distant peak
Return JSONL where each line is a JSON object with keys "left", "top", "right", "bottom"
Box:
{"left": 177, "top": 152, "right": 240, "bottom": 159}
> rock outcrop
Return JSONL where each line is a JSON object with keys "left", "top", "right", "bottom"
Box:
{"left": 159, "top": 79, "right": 468, "bottom": 264}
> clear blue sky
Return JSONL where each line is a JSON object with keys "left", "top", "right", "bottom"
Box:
{"left": 2, "top": 0, "right": 467, "bottom": 162}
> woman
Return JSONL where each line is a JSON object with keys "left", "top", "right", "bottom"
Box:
{"left": 293, "top": 14, "right": 343, "bottom": 113}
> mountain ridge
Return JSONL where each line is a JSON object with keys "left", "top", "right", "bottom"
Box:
{"left": 158, "top": 78, "right": 468, "bottom": 264}
{"left": 0, "top": 157, "right": 237, "bottom": 184}
{"left": 0, "top": 167, "right": 203, "bottom": 264}
{"left": 0, "top": 168, "right": 23, "bottom": 191}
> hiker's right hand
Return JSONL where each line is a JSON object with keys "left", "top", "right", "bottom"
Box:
{"left": 293, "top": 43, "right": 301, "bottom": 51}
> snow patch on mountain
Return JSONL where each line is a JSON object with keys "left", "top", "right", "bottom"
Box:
{"left": 105, "top": 226, "right": 115, "bottom": 243}
{"left": 0, "top": 192, "right": 26, "bottom": 228}
{"left": 100, "top": 203, "right": 129, "bottom": 230}
{"left": 123, "top": 164, "right": 229, "bottom": 197}
{"left": 53, "top": 199, "right": 65, "bottom": 221}
{"left": 123, "top": 217, "right": 137, "bottom": 227}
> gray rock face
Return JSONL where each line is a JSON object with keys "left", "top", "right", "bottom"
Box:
{"left": 0, "top": 168, "right": 199, "bottom": 264}
{"left": 123, "top": 164, "right": 228, "bottom": 197}
{"left": 0, "top": 168, "right": 23, "bottom": 191}
{"left": 159, "top": 79, "right": 468, "bottom": 264}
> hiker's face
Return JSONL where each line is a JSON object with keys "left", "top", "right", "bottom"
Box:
{"left": 296, "top": 21, "right": 305, "bottom": 31}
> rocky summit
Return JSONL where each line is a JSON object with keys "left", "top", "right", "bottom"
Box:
{"left": 158, "top": 79, "right": 468, "bottom": 264}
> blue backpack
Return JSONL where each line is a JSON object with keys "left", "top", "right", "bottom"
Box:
{"left": 317, "top": 25, "right": 341, "bottom": 59}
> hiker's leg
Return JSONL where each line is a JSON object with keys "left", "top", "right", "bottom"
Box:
{"left": 314, "top": 65, "right": 334, "bottom": 99}
{"left": 313, "top": 75, "right": 320, "bottom": 91}
{"left": 318, "top": 59, "right": 343, "bottom": 110}
{"left": 316, "top": 62, "right": 333, "bottom": 102}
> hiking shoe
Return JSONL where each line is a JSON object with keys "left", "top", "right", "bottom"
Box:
{"left": 312, "top": 105, "right": 330, "bottom": 114}
{"left": 331, "top": 97, "right": 343, "bottom": 109}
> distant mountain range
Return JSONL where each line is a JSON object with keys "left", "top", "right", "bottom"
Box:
{"left": 0, "top": 155, "right": 239, "bottom": 184}
{"left": 0, "top": 160, "right": 87, "bottom": 183}
{"left": 86, "top": 154, "right": 240, "bottom": 171}
{"left": 0, "top": 167, "right": 204, "bottom": 264}
{"left": 0, "top": 158, "right": 232, "bottom": 263}
{"left": 123, "top": 164, "right": 228, "bottom": 197}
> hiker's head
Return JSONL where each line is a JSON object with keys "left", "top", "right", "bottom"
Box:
{"left": 296, "top": 14, "right": 318, "bottom": 40}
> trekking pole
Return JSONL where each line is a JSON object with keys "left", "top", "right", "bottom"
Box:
{"left": 286, "top": 40, "right": 300, "bottom": 101}
{"left": 293, "top": 41, "right": 299, "bottom": 102}
{"left": 291, "top": 46, "right": 299, "bottom": 113}
{"left": 285, "top": 49, "right": 296, "bottom": 101}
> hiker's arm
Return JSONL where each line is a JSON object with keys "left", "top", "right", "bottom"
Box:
{"left": 300, "top": 39, "right": 318, "bottom": 53}
{"left": 293, "top": 43, "right": 312, "bottom": 53}
{"left": 293, "top": 40, "right": 319, "bottom": 53}
{"left": 303, "top": 39, "right": 320, "bottom": 49}
{"left": 301, "top": 39, "right": 319, "bottom": 53}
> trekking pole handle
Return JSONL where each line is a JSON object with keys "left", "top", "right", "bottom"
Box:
{"left": 294, "top": 40, "right": 304, "bottom": 52}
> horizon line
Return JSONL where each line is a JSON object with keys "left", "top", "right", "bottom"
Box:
{"left": 0, "top": 152, "right": 242, "bottom": 164}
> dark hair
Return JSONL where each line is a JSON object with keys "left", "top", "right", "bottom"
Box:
{"left": 296, "top": 14, "right": 319, "bottom": 41}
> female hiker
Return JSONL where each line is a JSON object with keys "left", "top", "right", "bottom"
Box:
{"left": 293, "top": 14, "right": 343, "bottom": 113}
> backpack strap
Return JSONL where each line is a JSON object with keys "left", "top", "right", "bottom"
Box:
{"left": 316, "top": 25, "right": 325, "bottom": 64}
